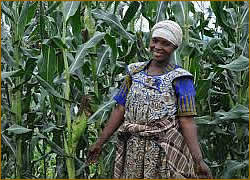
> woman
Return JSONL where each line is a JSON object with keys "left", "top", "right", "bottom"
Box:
{"left": 88, "top": 20, "right": 212, "bottom": 179}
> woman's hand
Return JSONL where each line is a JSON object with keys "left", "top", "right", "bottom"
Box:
{"left": 87, "top": 142, "right": 102, "bottom": 164}
{"left": 195, "top": 160, "right": 213, "bottom": 179}
{"left": 179, "top": 116, "right": 212, "bottom": 178}
{"left": 87, "top": 104, "right": 125, "bottom": 164}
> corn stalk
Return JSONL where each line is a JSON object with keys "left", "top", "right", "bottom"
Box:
{"left": 183, "top": 2, "right": 190, "bottom": 71}
{"left": 62, "top": 20, "right": 75, "bottom": 178}
{"left": 12, "top": 27, "right": 22, "bottom": 178}
{"left": 1, "top": 1, "right": 248, "bottom": 179}
{"left": 61, "top": 2, "right": 88, "bottom": 178}
{"left": 11, "top": 3, "right": 23, "bottom": 178}
{"left": 11, "top": 81, "right": 22, "bottom": 179}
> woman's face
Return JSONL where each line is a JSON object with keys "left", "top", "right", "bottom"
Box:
{"left": 149, "top": 37, "right": 176, "bottom": 63}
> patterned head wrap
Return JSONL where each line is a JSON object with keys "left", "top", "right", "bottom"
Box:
{"left": 152, "top": 20, "right": 183, "bottom": 47}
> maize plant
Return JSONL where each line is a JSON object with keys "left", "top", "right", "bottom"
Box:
{"left": 1, "top": 1, "right": 249, "bottom": 179}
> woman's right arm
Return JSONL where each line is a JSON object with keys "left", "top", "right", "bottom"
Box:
{"left": 87, "top": 104, "right": 125, "bottom": 163}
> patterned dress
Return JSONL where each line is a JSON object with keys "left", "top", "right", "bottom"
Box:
{"left": 113, "top": 61, "right": 198, "bottom": 179}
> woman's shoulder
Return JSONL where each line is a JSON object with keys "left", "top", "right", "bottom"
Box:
{"left": 173, "top": 66, "right": 192, "bottom": 76}
{"left": 167, "top": 65, "right": 193, "bottom": 81}
{"left": 126, "top": 61, "right": 149, "bottom": 75}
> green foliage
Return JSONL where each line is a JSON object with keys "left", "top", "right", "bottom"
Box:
{"left": 1, "top": 1, "right": 249, "bottom": 179}
{"left": 69, "top": 31, "right": 106, "bottom": 74}
{"left": 6, "top": 125, "right": 32, "bottom": 134}
{"left": 72, "top": 112, "right": 88, "bottom": 153}
{"left": 62, "top": 1, "right": 80, "bottom": 23}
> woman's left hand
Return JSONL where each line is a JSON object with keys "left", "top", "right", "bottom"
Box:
{"left": 195, "top": 160, "right": 213, "bottom": 179}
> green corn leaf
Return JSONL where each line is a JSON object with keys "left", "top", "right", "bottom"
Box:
{"left": 75, "top": 162, "right": 88, "bottom": 177}
{"left": 218, "top": 55, "right": 249, "bottom": 72}
{"left": 121, "top": 1, "right": 140, "bottom": 28}
{"left": 1, "top": 46, "right": 18, "bottom": 68}
{"left": 45, "top": 1, "right": 61, "bottom": 15}
{"left": 119, "top": 41, "right": 137, "bottom": 63}
{"left": 210, "top": 2, "right": 229, "bottom": 28}
{"left": 7, "top": 124, "right": 32, "bottom": 134}
{"left": 214, "top": 104, "right": 249, "bottom": 123}
{"left": 96, "top": 45, "right": 111, "bottom": 76}
{"left": 92, "top": 9, "right": 134, "bottom": 41}
{"left": 208, "top": 89, "right": 228, "bottom": 95}
{"left": 71, "top": 4, "right": 82, "bottom": 37}
{"left": 171, "top": 1, "right": 186, "bottom": 25}
{"left": 24, "top": 58, "right": 37, "bottom": 81}
{"left": 210, "top": 1, "right": 235, "bottom": 42}
{"left": 63, "top": 133, "right": 69, "bottom": 154}
{"left": 113, "top": 1, "right": 120, "bottom": 14}
{"left": 104, "top": 145, "right": 115, "bottom": 168}
{"left": 1, "top": 134, "right": 16, "bottom": 156}
{"left": 63, "top": 1, "right": 80, "bottom": 23}
{"left": 88, "top": 99, "right": 116, "bottom": 124}
{"left": 155, "top": 1, "right": 168, "bottom": 23}
{"left": 36, "top": 75, "right": 70, "bottom": 102}
{"left": 42, "top": 36, "right": 68, "bottom": 49}
{"left": 222, "top": 160, "right": 248, "bottom": 178}
{"left": 42, "top": 122, "right": 61, "bottom": 133}
{"left": 241, "top": 114, "right": 249, "bottom": 121}
{"left": 72, "top": 112, "right": 88, "bottom": 152}
{"left": 83, "top": 31, "right": 106, "bottom": 49}
{"left": 20, "top": 47, "right": 40, "bottom": 59}
{"left": 240, "top": 4, "right": 249, "bottom": 26}
{"left": 30, "top": 136, "right": 39, "bottom": 154}
{"left": 39, "top": 44, "right": 57, "bottom": 83}
{"left": 141, "top": 1, "right": 158, "bottom": 26}
{"left": 231, "top": 104, "right": 249, "bottom": 114}
{"left": 69, "top": 31, "right": 106, "bottom": 74}
{"left": 84, "top": 6, "right": 96, "bottom": 37}
{"left": 36, "top": 133, "right": 67, "bottom": 156}
{"left": 104, "top": 34, "right": 117, "bottom": 62}
{"left": 39, "top": 1, "right": 46, "bottom": 41}
{"left": 26, "top": 1, "right": 38, "bottom": 26}
{"left": 1, "top": 2, "right": 15, "bottom": 22}
{"left": 1, "top": 70, "right": 24, "bottom": 80}
{"left": 17, "top": 1, "right": 30, "bottom": 38}
{"left": 195, "top": 116, "right": 217, "bottom": 125}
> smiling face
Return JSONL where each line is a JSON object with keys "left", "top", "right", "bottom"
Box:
{"left": 149, "top": 37, "right": 177, "bottom": 63}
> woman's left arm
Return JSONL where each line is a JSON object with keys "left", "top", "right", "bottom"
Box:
{"left": 179, "top": 116, "right": 212, "bottom": 179}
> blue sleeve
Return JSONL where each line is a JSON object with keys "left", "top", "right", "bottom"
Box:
{"left": 174, "top": 77, "right": 197, "bottom": 116}
{"left": 113, "top": 74, "right": 132, "bottom": 106}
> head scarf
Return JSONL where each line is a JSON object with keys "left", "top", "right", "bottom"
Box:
{"left": 152, "top": 20, "right": 183, "bottom": 47}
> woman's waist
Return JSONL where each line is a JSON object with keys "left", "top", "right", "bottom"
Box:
{"left": 118, "top": 116, "right": 178, "bottom": 136}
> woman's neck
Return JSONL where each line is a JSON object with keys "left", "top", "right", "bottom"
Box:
{"left": 150, "top": 59, "right": 170, "bottom": 69}
{"left": 147, "top": 59, "right": 171, "bottom": 75}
